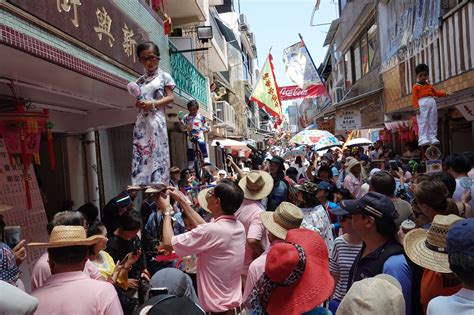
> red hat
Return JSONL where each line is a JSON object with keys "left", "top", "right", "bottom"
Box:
{"left": 247, "top": 228, "right": 333, "bottom": 315}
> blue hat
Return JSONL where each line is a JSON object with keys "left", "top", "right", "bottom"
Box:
{"left": 330, "top": 192, "right": 397, "bottom": 220}
{"left": 447, "top": 218, "right": 474, "bottom": 256}
{"left": 317, "top": 181, "right": 333, "bottom": 192}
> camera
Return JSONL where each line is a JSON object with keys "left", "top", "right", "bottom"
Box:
{"left": 247, "top": 144, "right": 266, "bottom": 168}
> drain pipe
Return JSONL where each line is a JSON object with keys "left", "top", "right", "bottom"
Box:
{"left": 83, "top": 131, "right": 100, "bottom": 210}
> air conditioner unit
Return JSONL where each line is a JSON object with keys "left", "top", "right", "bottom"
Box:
{"left": 239, "top": 13, "right": 249, "bottom": 32}
{"left": 248, "top": 32, "right": 256, "bottom": 47}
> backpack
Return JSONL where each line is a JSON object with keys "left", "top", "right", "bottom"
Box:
{"left": 283, "top": 176, "right": 300, "bottom": 206}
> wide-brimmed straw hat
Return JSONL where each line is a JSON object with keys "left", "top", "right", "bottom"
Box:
{"left": 345, "top": 158, "right": 361, "bottom": 172}
{"left": 0, "top": 204, "right": 13, "bottom": 213}
{"left": 197, "top": 188, "right": 212, "bottom": 213}
{"left": 260, "top": 202, "right": 303, "bottom": 239}
{"left": 264, "top": 229, "right": 334, "bottom": 315}
{"left": 28, "top": 225, "right": 106, "bottom": 248}
{"left": 144, "top": 184, "right": 168, "bottom": 194}
{"left": 238, "top": 170, "right": 273, "bottom": 200}
{"left": 336, "top": 274, "right": 405, "bottom": 315}
{"left": 404, "top": 214, "right": 463, "bottom": 273}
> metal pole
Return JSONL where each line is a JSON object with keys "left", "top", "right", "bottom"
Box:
{"left": 84, "top": 131, "right": 100, "bottom": 210}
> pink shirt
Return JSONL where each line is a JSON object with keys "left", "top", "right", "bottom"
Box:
{"left": 31, "top": 271, "right": 123, "bottom": 315}
{"left": 343, "top": 172, "right": 362, "bottom": 199}
{"left": 31, "top": 252, "right": 101, "bottom": 289}
{"left": 172, "top": 215, "right": 245, "bottom": 312}
{"left": 234, "top": 199, "right": 267, "bottom": 275}
{"left": 243, "top": 240, "right": 284, "bottom": 302}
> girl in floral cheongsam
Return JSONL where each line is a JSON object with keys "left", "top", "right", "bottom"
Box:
{"left": 131, "top": 42, "right": 175, "bottom": 187}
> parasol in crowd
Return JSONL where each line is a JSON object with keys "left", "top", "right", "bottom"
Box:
{"left": 344, "top": 137, "right": 373, "bottom": 148}
{"left": 282, "top": 146, "right": 306, "bottom": 160}
{"left": 290, "top": 129, "right": 340, "bottom": 148}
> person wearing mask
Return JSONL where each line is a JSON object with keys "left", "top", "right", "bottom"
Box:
{"left": 158, "top": 180, "right": 246, "bottom": 314}
{"left": 29, "top": 226, "right": 123, "bottom": 314}
{"left": 266, "top": 156, "right": 289, "bottom": 212}
{"left": 338, "top": 192, "right": 413, "bottom": 315}
{"left": 427, "top": 218, "right": 474, "bottom": 314}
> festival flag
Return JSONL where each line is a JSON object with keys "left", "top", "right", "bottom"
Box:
{"left": 250, "top": 54, "right": 283, "bottom": 123}
{"left": 283, "top": 36, "right": 323, "bottom": 89}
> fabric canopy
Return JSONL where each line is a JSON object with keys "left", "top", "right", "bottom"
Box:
{"left": 211, "top": 139, "right": 249, "bottom": 150}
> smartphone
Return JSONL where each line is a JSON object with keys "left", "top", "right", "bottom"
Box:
{"left": 389, "top": 160, "right": 398, "bottom": 171}
{"left": 149, "top": 287, "right": 168, "bottom": 298}
{"left": 4, "top": 226, "right": 21, "bottom": 248}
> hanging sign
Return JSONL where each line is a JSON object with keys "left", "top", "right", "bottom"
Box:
{"left": 336, "top": 109, "right": 361, "bottom": 131}
{"left": 278, "top": 84, "right": 326, "bottom": 101}
{"left": 456, "top": 103, "right": 474, "bottom": 121}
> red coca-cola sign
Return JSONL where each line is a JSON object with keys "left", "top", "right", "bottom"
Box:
{"left": 278, "top": 84, "right": 326, "bottom": 101}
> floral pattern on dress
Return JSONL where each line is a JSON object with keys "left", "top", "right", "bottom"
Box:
{"left": 131, "top": 68, "right": 175, "bottom": 186}
{"left": 300, "top": 205, "right": 335, "bottom": 257}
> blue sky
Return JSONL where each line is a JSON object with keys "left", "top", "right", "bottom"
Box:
{"left": 240, "top": 0, "right": 339, "bottom": 87}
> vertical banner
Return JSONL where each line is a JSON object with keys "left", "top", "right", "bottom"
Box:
{"left": 0, "top": 138, "right": 48, "bottom": 291}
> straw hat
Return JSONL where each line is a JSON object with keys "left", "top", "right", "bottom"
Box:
{"left": 0, "top": 204, "right": 13, "bottom": 213}
{"left": 28, "top": 225, "right": 106, "bottom": 248}
{"left": 145, "top": 184, "right": 168, "bottom": 194}
{"left": 238, "top": 170, "right": 273, "bottom": 200}
{"left": 260, "top": 202, "right": 304, "bottom": 239}
{"left": 404, "top": 214, "right": 463, "bottom": 273}
{"left": 336, "top": 274, "right": 405, "bottom": 315}
{"left": 345, "top": 158, "right": 361, "bottom": 172}
{"left": 197, "top": 188, "right": 212, "bottom": 213}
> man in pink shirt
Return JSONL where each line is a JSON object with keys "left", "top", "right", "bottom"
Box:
{"left": 159, "top": 179, "right": 246, "bottom": 314}
{"left": 31, "top": 210, "right": 102, "bottom": 289}
{"left": 243, "top": 202, "right": 304, "bottom": 303}
{"left": 160, "top": 179, "right": 245, "bottom": 314}
{"left": 235, "top": 170, "right": 274, "bottom": 277}
{"left": 29, "top": 225, "right": 123, "bottom": 315}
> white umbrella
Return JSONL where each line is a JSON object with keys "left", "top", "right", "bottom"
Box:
{"left": 282, "top": 148, "right": 306, "bottom": 160}
{"left": 344, "top": 137, "right": 373, "bottom": 148}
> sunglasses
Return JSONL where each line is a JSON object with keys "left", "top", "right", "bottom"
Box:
{"left": 139, "top": 55, "right": 160, "bottom": 63}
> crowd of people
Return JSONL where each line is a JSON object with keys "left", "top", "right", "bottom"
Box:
{"left": 1, "top": 42, "right": 474, "bottom": 314}
{"left": 1, "top": 144, "right": 474, "bottom": 315}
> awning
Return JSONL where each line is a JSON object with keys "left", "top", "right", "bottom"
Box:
{"left": 211, "top": 139, "right": 249, "bottom": 150}
{"left": 214, "top": 17, "right": 240, "bottom": 50}
{"left": 323, "top": 19, "right": 340, "bottom": 47}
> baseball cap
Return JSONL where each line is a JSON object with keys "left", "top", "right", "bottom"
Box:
{"left": 170, "top": 166, "right": 180, "bottom": 173}
{"left": 330, "top": 192, "right": 397, "bottom": 220}
{"left": 446, "top": 218, "right": 474, "bottom": 256}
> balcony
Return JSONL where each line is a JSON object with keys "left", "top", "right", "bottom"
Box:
{"left": 208, "top": 12, "right": 228, "bottom": 72}
{"left": 168, "top": 0, "right": 206, "bottom": 27}
{"left": 213, "top": 101, "right": 235, "bottom": 130}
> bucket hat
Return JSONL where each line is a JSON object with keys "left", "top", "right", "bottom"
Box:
{"left": 404, "top": 214, "right": 463, "bottom": 273}
{"left": 446, "top": 218, "right": 474, "bottom": 256}
{"left": 238, "top": 170, "right": 274, "bottom": 200}
{"left": 336, "top": 274, "right": 405, "bottom": 315}
{"left": 345, "top": 158, "right": 360, "bottom": 172}
{"left": 260, "top": 202, "right": 303, "bottom": 239}
{"left": 246, "top": 228, "right": 334, "bottom": 315}
{"left": 28, "top": 225, "right": 106, "bottom": 248}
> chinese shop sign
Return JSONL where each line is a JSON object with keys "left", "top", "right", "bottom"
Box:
{"left": 335, "top": 109, "right": 361, "bottom": 131}
{"left": 7, "top": 0, "right": 148, "bottom": 73}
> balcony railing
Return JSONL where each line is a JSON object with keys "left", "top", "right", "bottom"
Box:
{"left": 169, "top": 42, "right": 209, "bottom": 110}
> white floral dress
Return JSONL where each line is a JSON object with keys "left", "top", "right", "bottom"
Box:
{"left": 131, "top": 68, "right": 175, "bottom": 186}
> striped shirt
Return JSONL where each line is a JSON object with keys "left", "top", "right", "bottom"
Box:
{"left": 329, "top": 235, "right": 362, "bottom": 301}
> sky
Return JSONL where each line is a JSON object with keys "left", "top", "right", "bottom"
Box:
{"left": 239, "top": 0, "right": 339, "bottom": 88}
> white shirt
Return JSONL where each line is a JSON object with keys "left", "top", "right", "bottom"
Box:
{"left": 427, "top": 288, "right": 474, "bottom": 315}
{"left": 453, "top": 177, "right": 474, "bottom": 216}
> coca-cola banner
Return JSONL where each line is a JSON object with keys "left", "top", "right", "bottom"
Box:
{"left": 278, "top": 84, "right": 326, "bottom": 101}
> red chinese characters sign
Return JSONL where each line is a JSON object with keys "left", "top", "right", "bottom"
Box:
{"left": 278, "top": 84, "right": 326, "bottom": 101}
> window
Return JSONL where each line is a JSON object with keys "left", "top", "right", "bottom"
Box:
{"left": 353, "top": 45, "right": 361, "bottom": 81}
{"left": 367, "top": 24, "right": 377, "bottom": 69}
{"left": 344, "top": 51, "right": 352, "bottom": 89}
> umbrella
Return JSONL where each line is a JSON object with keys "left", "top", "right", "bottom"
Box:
{"left": 282, "top": 148, "right": 306, "bottom": 160}
{"left": 313, "top": 140, "right": 343, "bottom": 151}
{"left": 211, "top": 139, "right": 249, "bottom": 150}
{"left": 344, "top": 137, "right": 373, "bottom": 148}
{"left": 290, "top": 129, "right": 339, "bottom": 146}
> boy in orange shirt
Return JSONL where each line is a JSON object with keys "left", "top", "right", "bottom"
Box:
{"left": 412, "top": 64, "right": 449, "bottom": 146}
